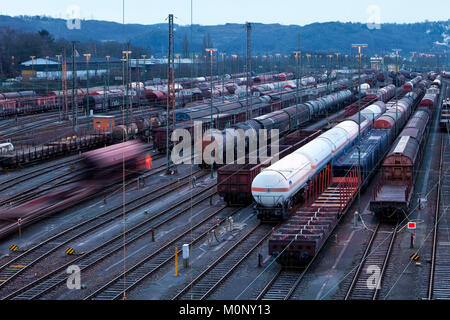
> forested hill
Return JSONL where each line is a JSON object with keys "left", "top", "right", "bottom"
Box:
{"left": 0, "top": 15, "right": 448, "bottom": 56}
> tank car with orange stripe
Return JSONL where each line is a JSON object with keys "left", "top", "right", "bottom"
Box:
{"left": 251, "top": 114, "right": 372, "bottom": 220}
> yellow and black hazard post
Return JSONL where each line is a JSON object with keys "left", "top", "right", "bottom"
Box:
{"left": 410, "top": 253, "right": 420, "bottom": 261}
{"left": 174, "top": 247, "right": 178, "bottom": 277}
{"left": 9, "top": 244, "right": 18, "bottom": 252}
{"left": 65, "top": 248, "right": 75, "bottom": 255}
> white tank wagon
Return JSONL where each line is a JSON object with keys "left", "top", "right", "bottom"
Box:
{"left": 0, "top": 142, "right": 14, "bottom": 155}
{"left": 360, "top": 101, "right": 386, "bottom": 124}
{"left": 251, "top": 115, "right": 370, "bottom": 220}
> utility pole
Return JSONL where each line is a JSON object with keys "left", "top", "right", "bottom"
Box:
{"left": 140, "top": 55, "right": 146, "bottom": 111}
{"left": 84, "top": 53, "right": 91, "bottom": 129}
{"left": 142, "top": 55, "right": 146, "bottom": 84}
{"left": 71, "top": 41, "right": 77, "bottom": 131}
{"left": 30, "top": 56, "right": 35, "bottom": 94}
{"left": 56, "top": 54, "right": 62, "bottom": 122}
{"left": 106, "top": 55, "right": 110, "bottom": 91}
{"left": 206, "top": 48, "right": 217, "bottom": 179}
{"left": 221, "top": 53, "right": 225, "bottom": 103}
{"left": 45, "top": 56, "right": 49, "bottom": 96}
{"left": 352, "top": 43, "right": 367, "bottom": 226}
{"left": 122, "top": 46, "right": 132, "bottom": 139}
{"left": 190, "top": 0, "right": 194, "bottom": 90}
{"left": 62, "top": 49, "right": 69, "bottom": 121}
{"left": 166, "top": 14, "right": 175, "bottom": 174}
{"left": 294, "top": 34, "right": 301, "bottom": 129}
{"left": 393, "top": 49, "right": 402, "bottom": 137}
{"left": 137, "top": 57, "right": 141, "bottom": 111}
{"left": 245, "top": 22, "right": 252, "bottom": 121}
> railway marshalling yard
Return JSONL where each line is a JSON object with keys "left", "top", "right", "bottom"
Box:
{"left": 0, "top": 77, "right": 449, "bottom": 301}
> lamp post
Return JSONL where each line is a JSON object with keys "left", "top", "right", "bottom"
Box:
{"left": 56, "top": 54, "right": 62, "bottom": 122}
{"left": 352, "top": 43, "right": 367, "bottom": 226}
{"left": 221, "top": 53, "right": 225, "bottom": 102}
{"left": 294, "top": 51, "right": 301, "bottom": 128}
{"left": 232, "top": 54, "right": 237, "bottom": 75}
{"left": 83, "top": 53, "right": 91, "bottom": 129}
{"left": 30, "top": 56, "right": 35, "bottom": 92}
{"left": 195, "top": 55, "right": 199, "bottom": 77}
{"left": 205, "top": 48, "right": 217, "bottom": 179}
{"left": 327, "top": 54, "right": 333, "bottom": 94}
{"left": 106, "top": 55, "right": 110, "bottom": 91}
{"left": 11, "top": 56, "right": 15, "bottom": 75}
{"left": 275, "top": 53, "right": 281, "bottom": 72}
{"left": 175, "top": 54, "right": 180, "bottom": 78}
{"left": 393, "top": 49, "right": 402, "bottom": 137}
{"left": 141, "top": 55, "right": 146, "bottom": 83}
{"left": 45, "top": 56, "right": 49, "bottom": 95}
{"left": 140, "top": 55, "right": 146, "bottom": 110}
{"left": 122, "top": 50, "right": 132, "bottom": 138}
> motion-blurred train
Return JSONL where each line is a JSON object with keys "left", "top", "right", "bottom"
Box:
{"left": 0, "top": 140, "right": 150, "bottom": 240}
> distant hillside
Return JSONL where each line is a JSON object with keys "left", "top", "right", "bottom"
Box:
{"left": 0, "top": 15, "right": 449, "bottom": 55}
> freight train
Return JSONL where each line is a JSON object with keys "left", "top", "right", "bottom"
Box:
{"left": 251, "top": 84, "right": 425, "bottom": 221}
{"left": 0, "top": 72, "right": 294, "bottom": 117}
{"left": 266, "top": 85, "right": 427, "bottom": 266}
{"left": 150, "top": 76, "right": 367, "bottom": 153}
{"left": 195, "top": 90, "right": 355, "bottom": 169}
{"left": 217, "top": 130, "right": 322, "bottom": 205}
{"left": 441, "top": 98, "right": 450, "bottom": 131}
{"left": 370, "top": 88, "right": 440, "bottom": 219}
{"left": 402, "top": 76, "right": 423, "bottom": 93}
{"left": 0, "top": 71, "right": 373, "bottom": 118}
{"left": 251, "top": 109, "right": 370, "bottom": 221}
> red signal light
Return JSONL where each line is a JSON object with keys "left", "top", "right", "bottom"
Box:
{"left": 145, "top": 154, "right": 152, "bottom": 170}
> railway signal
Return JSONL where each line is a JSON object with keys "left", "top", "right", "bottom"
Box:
{"left": 9, "top": 244, "right": 19, "bottom": 252}
{"left": 18, "top": 218, "right": 22, "bottom": 237}
{"left": 66, "top": 247, "right": 75, "bottom": 255}
{"left": 408, "top": 222, "right": 416, "bottom": 230}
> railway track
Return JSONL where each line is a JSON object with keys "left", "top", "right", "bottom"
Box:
{"left": 344, "top": 223, "right": 398, "bottom": 300}
{"left": 0, "top": 168, "right": 206, "bottom": 297}
{"left": 4, "top": 173, "right": 220, "bottom": 300}
{"left": 0, "top": 147, "right": 160, "bottom": 207}
{"left": 1, "top": 107, "right": 157, "bottom": 148}
{"left": 254, "top": 243, "right": 322, "bottom": 301}
{"left": 82, "top": 197, "right": 238, "bottom": 300}
{"left": 428, "top": 134, "right": 450, "bottom": 300}
{"left": 0, "top": 169, "right": 86, "bottom": 207}
{"left": 255, "top": 268, "right": 305, "bottom": 300}
{"left": 172, "top": 224, "right": 272, "bottom": 300}
{"left": 0, "top": 157, "right": 81, "bottom": 193}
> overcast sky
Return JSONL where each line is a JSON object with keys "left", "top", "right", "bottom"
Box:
{"left": 1, "top": 0, "right": 449, "bottom": 26}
